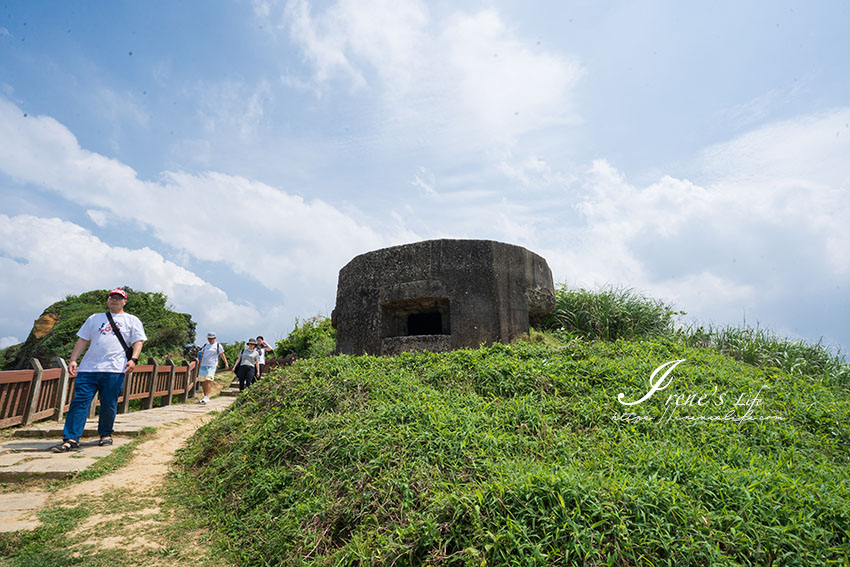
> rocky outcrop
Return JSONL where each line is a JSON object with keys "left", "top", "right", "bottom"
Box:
{"left": 31, "top": 312, "right": 60, "bottom": 340}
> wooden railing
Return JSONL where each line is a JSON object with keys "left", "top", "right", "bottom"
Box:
{"left": 0, "top": 358, "right": 199, "bottom": 429}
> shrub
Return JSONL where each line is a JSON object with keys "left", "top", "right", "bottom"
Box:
{"left": 221, "top": 341, "right": 246, "bottom": 368}
{"left": 275, "top": 315, "right": 336, "bottom": 359}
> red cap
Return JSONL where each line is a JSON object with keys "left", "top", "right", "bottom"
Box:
{"left": 108, "top": 288, "right": 127, "bottom": 299}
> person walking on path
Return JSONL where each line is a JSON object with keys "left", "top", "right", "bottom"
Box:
{"left": 255, "top": 335, "right": 273, "bottom": 380}
{"left": 233, "top": 338, "right": 260, "bottom": 391}
{"left": 196, "top": 332, "right": 229, "bottom": 404}
{"left": 52, "top": 288, "right": 146, "bottom": 452}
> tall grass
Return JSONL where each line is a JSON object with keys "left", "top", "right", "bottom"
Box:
{"left": 677, "top": 323, "right": 849, "bottom": 386}
{"left": 548, "top": 285, "right": 848, "bottom": 386}
{"left": 547, "top": 285, "right": 679, "bottom": 341}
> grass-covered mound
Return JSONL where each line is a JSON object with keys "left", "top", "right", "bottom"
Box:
{"left": 176, "top": 338, "right": 849, "bottom": 566}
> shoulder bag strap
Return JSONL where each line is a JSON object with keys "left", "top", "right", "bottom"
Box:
{"left": 105, "top": 311, "right": 133, "bottom": 359}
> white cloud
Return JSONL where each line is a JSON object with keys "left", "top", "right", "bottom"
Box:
{"left": 537, "top": 108, "right": 850, "bottom": 349}
{"left": 252, "top": 0, "right": 272, "bottom": 19}
{"left": 0, "top": 97, "right": 390, "bottom": 299}
{"left": 437, "top": 10, "right": 582, "bottom": 139}
{"left": 498, "top": 152, "right": 576, "bottom": 188}
{"left": 96, "top": 88, "right": 150, "bottom": 130}
{"left": 714, "top": 80, "right": 807, "bottom": 131}
{"left": 0, "top": 336, "right": 19, "bottom": 349}
{"left": 277, "top": 0, "right": 583, "bottom": 145}
{"left": 0, "top": 214, "right": 262, "bottom": 345}
{"left": 86, "top": 209, "right": 109, "bottom": 227}
{"left": 411, "top": 166, "right": 436, "bottom": 195}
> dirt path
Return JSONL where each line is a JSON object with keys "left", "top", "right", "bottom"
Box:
{"left": 51, "top": 411, "right": 218, "bottom": 562}
{"left": 4, "top": 378, "right": 234, "bottom": 565}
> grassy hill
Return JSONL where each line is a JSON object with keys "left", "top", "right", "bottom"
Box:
{"left": 175, "top": 331, "right": 849, "bottom": 565}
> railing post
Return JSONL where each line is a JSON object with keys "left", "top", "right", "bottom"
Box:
{"left": 179, "top": 360, "right": 191, "bottom": 403}
{"left": 23, "top": 359, "right": 44, "bottom": 426}
{"left": 143, "top": 358, "right": 159, "bottom": 410}
{"left": 89, "top": 390, "right": 99, "bottom": 418}
{"left": 164, "top": 358, "right": 176, "bottom": 406}
{"left": 190, "top": 359, "right": 198, "bottom": 399}
{"left": 191, "top": 359, "right": 197, "bottom": 396}
{"left": 118, "top": 362, "right": 132, "bottom": 415}
{"left": 51, "top": 357, "right": 69, "bottom": 422}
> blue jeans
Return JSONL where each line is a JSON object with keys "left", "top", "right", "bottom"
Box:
{"left": 63, "top": 371, "right": 125, "bottom": 442}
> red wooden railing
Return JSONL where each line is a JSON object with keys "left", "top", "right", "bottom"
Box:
{"left": 0, "top": 358, "right": 199, "bottom": 429}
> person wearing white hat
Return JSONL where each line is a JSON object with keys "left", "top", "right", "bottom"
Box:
{"left": 196, "top": 332, "right": 229, "bottom": 403}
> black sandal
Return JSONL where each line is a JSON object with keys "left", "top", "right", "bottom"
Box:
{"left": 51, "top": 439, "right": 80, "bottom": 453}
{"left": 98, "top": 436, "right": 113, "bottom": 446}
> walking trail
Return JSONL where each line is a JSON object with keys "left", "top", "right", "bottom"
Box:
{"left": 0, "top": 378, "right": 236, "bottom": 564}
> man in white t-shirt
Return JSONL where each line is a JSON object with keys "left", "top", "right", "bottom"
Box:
{"left": 196, "top": 332, "right": 229, "bottom": 403}
{"left": 52, "top": 288, "right": 146, "bottom": 452}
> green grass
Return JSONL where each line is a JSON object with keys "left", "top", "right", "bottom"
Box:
{"left": 548, "top": 285, "right": 848, "bottom": 387}
{"left": 0, "top": 505, "right": 89, "bottom": 567}
{"left": 676, "top": 323, "right": 849, "bottom": 387}
{"left": 547, "top": 285, "right": 681, "bottom": 342}
{"left": 174, "top": 338, "right": 850, "bottom": 566}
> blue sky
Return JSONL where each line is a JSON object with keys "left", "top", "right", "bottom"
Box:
{"left": 1, "top": 0, "right": 848, "bottom": 353}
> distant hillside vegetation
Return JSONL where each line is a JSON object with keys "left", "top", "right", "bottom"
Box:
{"left": 0, "top": 287, "right": 196, "bottom": 370}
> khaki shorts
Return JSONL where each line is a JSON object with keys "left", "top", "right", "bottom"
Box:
{"left": 199, "top": 366, "right": 217, "bottom": 381}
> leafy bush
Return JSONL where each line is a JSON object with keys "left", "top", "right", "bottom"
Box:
{"left": 546, "top": 285, "right": 681, "bottom": 341}
{"left": 275, "top": 315, "right": 336, "bottom": 359}
{"left": 176, "top": 339, "right": 850, "bottom": 566}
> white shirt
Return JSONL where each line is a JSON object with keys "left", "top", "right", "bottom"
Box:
{"left": 257, "top": 341, "right": 271, "bottom": 364}
{"left": 199, "top": 342, "right": 224, "bottom": 367}
{"left": 77, "top": 312, "right": 147, "bottom": 373}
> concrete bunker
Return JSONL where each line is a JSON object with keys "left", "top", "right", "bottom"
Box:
{"left": 332, "top": 239, "right": 555, "bottom": 356}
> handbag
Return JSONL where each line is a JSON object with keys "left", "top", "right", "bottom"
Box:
{"left": 105, "top": 311, "right": 134, "bottom": 360}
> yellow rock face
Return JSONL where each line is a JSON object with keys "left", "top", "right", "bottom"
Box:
{"left": 31, "top": 312, "right": 59, "bottom": 339}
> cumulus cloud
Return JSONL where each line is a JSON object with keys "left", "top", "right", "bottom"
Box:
{"left": 0, "top": 214, "right": 261, "bottom": 344}
{"left": 0, "top": 97, "right": 388, "bottom": 297}
{"left": 538, "top": 108, "right": 850, "bottom": 349}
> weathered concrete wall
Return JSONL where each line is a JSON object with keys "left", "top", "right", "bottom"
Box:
{"left": 332, "top": 239, "right": 555, "bottom": 355}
